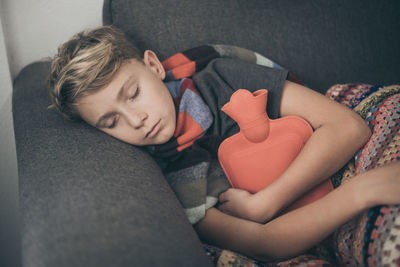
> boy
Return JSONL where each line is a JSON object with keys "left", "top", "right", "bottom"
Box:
{"left": 48, "top": 25, "right": 400, "bottom": 261}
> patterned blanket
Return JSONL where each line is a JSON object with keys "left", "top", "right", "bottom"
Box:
{"left": 203, "top": 83, "right": 400, "bottom": 266}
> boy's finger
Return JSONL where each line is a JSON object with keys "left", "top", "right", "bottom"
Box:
{"left": 217, "top": 202, "right": 231, "bottom": 215}
{"left": 219, "top": 189, "right": 232, "bottom": 203}
{"left": 219, "top": 192, "right": 227, "bottom": 203}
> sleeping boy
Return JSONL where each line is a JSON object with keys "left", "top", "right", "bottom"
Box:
{"left": 48, "top": 25, "right": 400, "bottom": 261}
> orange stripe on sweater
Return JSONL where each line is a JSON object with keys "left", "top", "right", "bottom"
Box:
{"left": 162, "top": 53, "right": 190, "bottom": 71}
{"left": 177, "top": 141, "right": 195, "bottom": 152}
{"left": 174, "top": 113, "right": 204, "bottom": 151}
{"left": 171, "top": 62, "right": 196, "bottom": 80}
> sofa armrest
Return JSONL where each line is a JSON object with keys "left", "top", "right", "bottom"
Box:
{"left": 12, "top": 61, "right": 212, "bottom": 267}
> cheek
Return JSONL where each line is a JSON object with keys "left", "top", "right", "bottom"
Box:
{"left": 161, "top": 97, "right": 176, "bottom": 129}
{"left": 162, "top": 91, "right": 176, "bottom": 113}
{"left": 103, "top": 126, "right": 135, "bottom": 144}
{"left": 149, "top": 89, "right": 174, "bottom": 114}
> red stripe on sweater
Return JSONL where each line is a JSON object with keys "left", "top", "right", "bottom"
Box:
{"left": 180, "top": 78, "right": 201, "bottom": 97}
{"left": 162, "top": 53, "right": 190, "bottom": 71}
{"left": 170, "top": 62, "right": 196, "bottom": 80}
{"left": 175, "top": 113, "right": 204, "bottom": 151}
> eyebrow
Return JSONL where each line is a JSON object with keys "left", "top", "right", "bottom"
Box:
{"left": 95, "top": 75, "right": 136, "bottom": 128}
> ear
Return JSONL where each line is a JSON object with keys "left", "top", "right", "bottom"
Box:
{"left": 143, "top": 50, "right": 166, "bottom": 80}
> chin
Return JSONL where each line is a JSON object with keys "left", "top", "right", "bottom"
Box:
{"left": 157, "top": 135, "right": 172, "bottom": 144}
{"left": 158, "top": 130, "right": 174, "bottom": 144}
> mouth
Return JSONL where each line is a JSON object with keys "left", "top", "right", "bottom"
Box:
{"left": 146, "top": 119, "right": 161, "bottom": 138}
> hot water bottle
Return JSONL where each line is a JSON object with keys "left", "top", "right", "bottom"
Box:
{"left": 218, "top": 89, "right": 333, "bottom": 213}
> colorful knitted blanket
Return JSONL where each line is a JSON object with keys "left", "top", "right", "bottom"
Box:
{"left": 202, "top": 84, "right": 400, "bottom": 266}
{"left": 147, "top": 45, "right": 297, "bottom": 224}
{"left": 329, "top": 84, "right": 400, "bottom": 267}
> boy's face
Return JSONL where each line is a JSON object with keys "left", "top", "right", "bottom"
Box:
{"left": 76, "top": 50, "right": 176, "bottom": 146}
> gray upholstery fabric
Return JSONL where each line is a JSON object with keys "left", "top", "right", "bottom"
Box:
{"left": 12, "top": 1, "right": 400, "bottom": 266}
{"left": 104, "top": 0, "right": 400, "bottom": 93}
{"left": 12, "top": 62, "right": 212, "bottom": 267}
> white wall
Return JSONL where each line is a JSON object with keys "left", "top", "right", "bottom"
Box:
{"left": 0, "top": 1, "right": 103, "bottom": 266}
{"left": 1, "top": 0, "right": 104, "bottom": 79}
{"left": 0, "top": 11, "right": 21, "bottom": 267}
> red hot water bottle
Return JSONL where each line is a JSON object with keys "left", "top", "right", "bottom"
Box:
{"left": 218, "top": 89, "right": 333, "bottom": 213}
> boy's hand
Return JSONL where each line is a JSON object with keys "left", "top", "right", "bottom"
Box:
{"left": 218, "top": 188, "right": 270, "bottom": 223}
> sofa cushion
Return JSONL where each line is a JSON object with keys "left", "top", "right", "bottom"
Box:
{"left": 12, "top": 61, "right": 212, "bottom": 267}
{"left": 103, "top": 0, "right": 400, "bottom": 93}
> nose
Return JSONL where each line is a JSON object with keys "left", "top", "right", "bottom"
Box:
{"left": 125, "top": 110, "right": 148, "bottom": 128}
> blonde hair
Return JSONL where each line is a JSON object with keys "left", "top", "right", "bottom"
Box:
{"left": 48, "top": 25, "right": 143, "bottom": 120}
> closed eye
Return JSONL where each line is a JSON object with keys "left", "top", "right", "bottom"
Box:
{"left": 108, "top": 120, "right": 116, "bottom": 129}
{"left": 129, "top": 87, "right": 140, "bottom": 101}
{"left": 107, "top": 115, "right": 119, "bottom": 129}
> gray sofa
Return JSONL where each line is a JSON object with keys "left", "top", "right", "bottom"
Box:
{"left": 12, "top": 0, "right": 400, "bottom": 266}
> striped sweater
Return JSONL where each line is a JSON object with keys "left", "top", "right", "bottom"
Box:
{"left": 147, "top": 45, "right": 292, "bottom": 223}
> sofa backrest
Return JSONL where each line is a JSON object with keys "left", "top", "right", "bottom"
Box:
{"left": 103, "top": 0, "right": 400, "bottom": 93}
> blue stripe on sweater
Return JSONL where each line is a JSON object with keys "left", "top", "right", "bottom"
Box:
{"left": 180, "top": 89, "right": 213, "bottom": 131}
{"left": 164, "top": 79, "right": 184, "bottom": 98}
